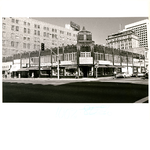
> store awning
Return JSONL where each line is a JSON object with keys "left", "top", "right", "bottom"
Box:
{"left": 17, "top": 68, "right": 29, "bottom": 71}
{"left": 65, "top": 66, "right": 77, "bottom": 69}
{"left": 28, "top": 67, "right": 39, "bottom": 70}
{"left": 115, "top": 65, "right": 125, "bottom": 68}
{"left": 106, "top": 65, "right": 117, "bottom": 68}
{"left": 97, "top": 65, "right": 107, "bottom": 68}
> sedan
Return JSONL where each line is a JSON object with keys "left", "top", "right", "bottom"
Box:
{"left": 116, "top": 72, "right": 131, "bottom": 78}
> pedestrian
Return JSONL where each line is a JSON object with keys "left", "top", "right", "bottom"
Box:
{"left": 114, "top": 70, "right": 117, "bottom": 79}
{"left": 32, "top": 72, "right": 34, "bottom": 78}
{"left": 75, "top": 71, "right": 78, "bottom": 79}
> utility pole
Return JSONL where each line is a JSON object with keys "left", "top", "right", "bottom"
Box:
{"left": 57, "top": 47, "right": 59, "bottom": 79}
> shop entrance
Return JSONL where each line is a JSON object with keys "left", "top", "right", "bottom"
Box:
{"left": 80, "top": 66, "right": 91, "bottom": 77}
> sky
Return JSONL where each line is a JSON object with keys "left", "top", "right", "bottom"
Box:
{"left": 31, "top": 17, "right": 148, "bottom": 45}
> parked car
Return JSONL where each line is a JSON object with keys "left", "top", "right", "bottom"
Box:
{"left": 142, "top": 72, "right": 149, "bottom": 79}
{"left": 137, "top": 72, "right": 145, "bottom": 77}
{"left": 116, "top": 72, "right": 131, "bottom": 78}
{"left": 132, "top": 72, "right": 145, "bottom": 77}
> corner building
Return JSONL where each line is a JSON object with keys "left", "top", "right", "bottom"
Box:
{"left": 2, "top": 27, "right": 146, "bottom": 78}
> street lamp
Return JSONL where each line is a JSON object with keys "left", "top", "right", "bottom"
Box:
{"left": 51, "top": 48, "right": 59, "bottom": 79}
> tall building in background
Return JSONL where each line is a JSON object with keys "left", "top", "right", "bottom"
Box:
{"left": 2, "top": 17, "right": 78, "bottom": 56}
{"left": 125, "top": 19, "right": 149, "bottom": 49}
{"left": 106, "top": 30, "right": 139, "bottom": 50}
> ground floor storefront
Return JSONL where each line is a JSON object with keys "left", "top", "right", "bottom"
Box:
{"left": 3, "top": 63, "right": 146, "bottom": 79}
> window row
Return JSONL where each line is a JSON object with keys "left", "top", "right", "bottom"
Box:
{"left": 24, "top": 21, "right": 30, "bottom": 26}
{"left": 11, "top": 25, "right": 19, "bottom": 31}
{"left": 64, "top": 53, "right": 77, "bottom": 61}
{"left": 11, "top": 18, "right": 19, "bottom": 24}
{"left": 80, "top": 52, "right": 91, "bottom": 57}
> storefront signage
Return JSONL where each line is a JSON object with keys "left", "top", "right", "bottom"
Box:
{"left": 2, "top": 62, "right": 12, "bottom": 71}
{"left": 70, "top": 21, "right": 80, "bottom": 31}
{"left": 98, "top": 60, "right": 112, "bottom": 65}
{"left": 133, "top": 59, "right": 144, "bottom": 66}
{"left": 22, "top": 58, "right": 29, "bottom": 67}
{"left": 60, "top": 61, "right": 76, "bottom": 65}
{"left": 114, "top": 63, "right": 120, "bottom": 65}
{"left": 41, "top": 63, "right": 51, "bottom": 66}
{"left": 30, "top": 57, "right": 39, "bottom": 66}
{"left": 10, "top": 64, "right": 20, "bottom": 72}
{"left": 79, "top": 57, "right": 93, "bottom": 64}
{"left": 14, "top": 59, "right": 20, "bottom": 64}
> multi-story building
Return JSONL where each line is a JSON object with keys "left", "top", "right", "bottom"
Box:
{"left": 125, "top": 19, "right": 150, "bottom": 49}
{"left": 2, "top": 27, "right": 146, "bottom": 78}
{"left": 2, "top": 17, "right": 78, "bottom": 56}
{"left": 106, "top": 30, "right": 139, "bottom": 50}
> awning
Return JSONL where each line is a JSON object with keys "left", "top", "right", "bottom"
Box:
{"left": 17, "top": 68, "right": 29, "bottom": 71}
{"left": 115, "top": 65, "right": 125, "bottom": 68}
{"left": 106, "top": 65, "right": 117, "bottom": 68}
{"left": 65, "top": 66, "right": 77, "bottom": 69}
{"left": 97, "top": 65, "right": 107, "bottom": 68}
{"left": 28, "top": 67, "right": 39, "bottom": 70}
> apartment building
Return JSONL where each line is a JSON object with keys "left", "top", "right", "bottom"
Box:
{"left": 2, "top": 17, "right": 78, "bottom": 56}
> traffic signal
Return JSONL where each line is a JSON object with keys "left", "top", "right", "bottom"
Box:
{"left": 41, "top": 43, "right": 45, "bottom": 51}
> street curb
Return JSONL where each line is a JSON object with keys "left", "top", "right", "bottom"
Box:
{"left": 134, "top": 96, "right": 149, "bottom": 103}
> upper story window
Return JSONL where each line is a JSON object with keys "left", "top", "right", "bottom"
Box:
{"left": 80, "top": 52, "right": 91, "bottom": 57}
{"left": 43, "top": 27, "right": 46, "bottom": 30}
{"left": 24, "top": 28, "right": 26, "bottom": 33}
{"left": 11, "top": 25, "right": 15, "bottom": 31}
{"left": 28, "top": 22, "right": 30, "bottom": 26}
{"left": 23, "top": 43, "right": 26, "bottom": 48}
{"left": 38, "top": 31, "right": 40, "bottom": 36}
{"left": 16, "top": 26, "right": 19, "bottom": 31}
{"left": 2, "top": 23, "right": 6, "bottom": 29}
{"left": 47, "top": 27, "right": 49, "bottom": 31}
{"left": 2, "top": 31, "right": 6, "bottom": 38}
{"left": 11, "top": 41, "right": 15, "bottom": 47}
{"left": 52, "top": 28, "right": 54, "bottom": 32}
{"left": 38, "top": 25, "right": 40, "bottom": 29}
{"left": 24, "top": 21, "right": 26, "bottom": 25}
{"left": 28, "top": 29, "right": 30, "bottom": 34}
{"left": 16, "top": 19, "right": 19, "bottom": 24}
{"left": 11, "top": 18, "right": 15, "bottom": 23}
{"left": 34, "top": 24, "right": 37, "bottom": 28}
{"left": 43, "top": 32, "right": 46, "bottom": 37}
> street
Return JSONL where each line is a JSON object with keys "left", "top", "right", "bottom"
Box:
{"left": 2, "top": 77, "right": 148, "bottom": 103}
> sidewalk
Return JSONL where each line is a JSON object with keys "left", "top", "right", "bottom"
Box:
{"left": 2, "top": 76, "right": 114, "bottom": 81}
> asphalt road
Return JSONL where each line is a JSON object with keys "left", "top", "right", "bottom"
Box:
{"left": 2, "top": 78, "right": 148, "bottom": 103}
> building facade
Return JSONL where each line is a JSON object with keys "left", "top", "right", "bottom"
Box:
{"left": 106, "top": 30, "right": 139, "bottom": 50}
{"left": 2, "top": 17, "right": 78, "bottom": 57}
{"left": 2, "top": 27, "right": 146, "bottom": 79}
{"left": 125, "top": 19, "right": 150, "bottom": 49}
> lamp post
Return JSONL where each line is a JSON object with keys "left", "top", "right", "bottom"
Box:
{"left": 51, "top": 48, "right": 59, "bottom": 79}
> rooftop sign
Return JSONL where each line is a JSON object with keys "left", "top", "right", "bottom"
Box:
{"left": 70, "top": 21, "right": 80, "bottom": 31}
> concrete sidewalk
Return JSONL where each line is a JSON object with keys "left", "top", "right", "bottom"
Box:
{"left": 2, "top": 76, "right": 114, "bottom": 81}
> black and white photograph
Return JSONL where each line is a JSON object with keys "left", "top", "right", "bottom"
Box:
{"left": 0, "top": 0, "right": 150, "bottom": 150}
{"left": 2, "top": 17, "right": 149, "bottom": 103}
